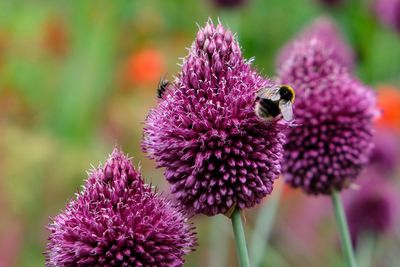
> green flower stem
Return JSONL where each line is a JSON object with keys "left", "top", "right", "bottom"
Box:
{"left": 231, "top": 208, "right": 251, "bottom": 267}
{"left": 332, "top": 190, "right": 357, "bottom": 267}
{"left": 250, "top": 185, "right": 282, "bottom": 267}
{"left": 208, "top": 216, "right": 228, "bottom": 267}
{"left": 356, "top": 234, "right": 374, "bottom": 267}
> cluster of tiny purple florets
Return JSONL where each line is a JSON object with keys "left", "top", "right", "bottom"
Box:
{"left": 346, "top": 174, "right": 398, "bottom": 246}
{"left": 374, "top": 0, "right": 400, "bottom": 33}
{"left": 369, "top": 129, "right": 399, "bottom": 175}
{"left": 143, "top": 20, "right": 286, "bottom": 216}
{"left": 278, "top": 20, "right": 378, "bottom": 194}
{"left": 277, "top": 18, "right": 354, "bottom": 70}
{"left": 46, "top": 148, "right": 196, "bottom": 267}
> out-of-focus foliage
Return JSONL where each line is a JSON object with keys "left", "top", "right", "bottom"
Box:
{"left": 0, "top": 0, "right": 399, "bottom": 266}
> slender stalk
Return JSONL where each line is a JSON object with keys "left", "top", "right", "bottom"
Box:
{"left": 250, "top": 185, "right": 282, "bottom": 267}
{"left": 356, "top": 234, "right": 374, "bottom": 267}
{"left": 208, "top": 216, "right": 228, "bottom": 267}
{"left": 331, "top": 190, "right": 357, "bottom": 267}
{"left": 261, "top": 245, "right": 290, "bottom": 267}
{"left": 231, "top": 208, "right": 251, "bottom": 267}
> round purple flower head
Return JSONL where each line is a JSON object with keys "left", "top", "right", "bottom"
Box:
{"left": 369, "top": 129, "right": 399, "bottom": 176}
{"left": 374, "top": 0, "right": 400, "bottom": 33}
{"left": 278, "top": 36, "right": 378, "bottom": 195}
{"left": 346, "top": 175, "right": 398, "bottom": 246}
{"left": 143, "top": 20, "right": 286, "bottom": 216}
{"left": 317, "top": 0, "right": 342, "bottom": 7}
{"left": 46, "top": 148, "right": 196, "bottom": 267}
{"left": 277, "top": 17, "right": 354, "bottom": 70}
{"left": 210, "top": 0, "right": 248, "bottom": 9}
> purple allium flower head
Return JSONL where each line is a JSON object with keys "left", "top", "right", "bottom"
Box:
{"left": 369, "top": 128, "right": 399, "bottom": 176}
{"left": 278, "top": 35, "right": 379, "bottom": 195}
{"left": 46, "top": 148, "right": 196, "bottom": 267}
{"left": 346, "top": 174, "right": 398, "bottom": 245}
{"left": 210, "top": 0, "right": 248, "bottom": 9}
{"left": 374, "top": 0, "right": 400, "bottom": 33}
{"left": 143, "top": 20, "right": 286, "bottom": 216}
{"left": 317, "top": 0, "right": 342, "bottom": 7}
{"left": 277, "top": 17, "right": 354, "bottom": 70}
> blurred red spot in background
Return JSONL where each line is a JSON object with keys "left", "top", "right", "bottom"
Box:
{"left": 376, "top": 85, "right": 400, "bottom": 131}
{"left": 123, "top": 48, "right": 166, "bottom": 86}
{"left": 42, "top": 17, "right": 68, "bottom": 57}
{"left": 0, "top": 31, "right": 10, "bottom": 67}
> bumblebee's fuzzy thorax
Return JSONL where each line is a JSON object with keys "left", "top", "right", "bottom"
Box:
{"left": 279, "top": 85, "right": 295, "bottom": 102}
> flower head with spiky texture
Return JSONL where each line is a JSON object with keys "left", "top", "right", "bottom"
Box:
{"left": 277, "top": 17, "right": 354, "bottom": 70}
{"left": 46, "top": 148, "right": 196, "bottom": 267}
{"left": 278, "top": 32, "right": 378, "bottom": 195}
{"left": 143, "top": 20, "right": 286, "bottom": 216}
{"left": 346, "top": 174, "right": 398, "bottom": 246}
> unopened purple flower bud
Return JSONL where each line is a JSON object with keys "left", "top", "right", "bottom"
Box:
{"left": 224, "top": 29, "right": 233, "bottom": 43}
{"left": 215, "top": 34, "right": 223, "bottom": 50}
{"left": 208, "top": 39, "right": 216, "bottom": 54}
{"left": 197, "top": 30, "right": 206, "bottom": 47}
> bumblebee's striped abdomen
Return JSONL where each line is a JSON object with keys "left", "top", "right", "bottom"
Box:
{"left": 259, "top": 99, "right": 281, "bottom": 117}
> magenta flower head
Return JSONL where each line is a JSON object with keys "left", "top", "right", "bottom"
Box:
{"left": 143, "top": 20, "right": 286, "bottom": 216}
{"left": 277, "top": 17, "right": 354, "bottom": 70}
{"left": 346, "top": 175, "right": 398, "bottom": 245}
{"left": 374, "top": 0, "right": 400, "bottom": 33}
{"left": 369, "top": 129, "right": 399, "bottom": 176}
{"left": 278, "top": 35, "right": 379, "bottom": 195}
{"left": 46, "top": 148, "right": 196, "bottom": 267}
{"left": 210, "top": 0, "right": 248, "bottom": 9}
{"left": 317, "top": 0, "right": 342, "bottom": 7}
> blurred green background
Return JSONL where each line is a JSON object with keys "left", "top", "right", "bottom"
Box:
{"left": 0, "top": 0, "right": 399, "bottom": 266}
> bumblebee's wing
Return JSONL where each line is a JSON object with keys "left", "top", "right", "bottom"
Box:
{"left": 279, "top": 100, "right": 294, "bottom": 121}
{"left": 256, "top": 86, "right": 281, "bottom": 101}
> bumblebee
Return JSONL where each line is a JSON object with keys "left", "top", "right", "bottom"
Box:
{"left": 255, "top": 85, "right": 295, "bottom": 122}
{"left": 157, "top": 78, "right": 170, "bottom": 99}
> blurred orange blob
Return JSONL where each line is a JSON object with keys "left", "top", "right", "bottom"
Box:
{"left": 123, "top": 48, "right": 166, "bottom": 86}
{"left": 376, "top": 85, "right": 400, "bottom": 131}
{"left": 0, "top": 31, "right": 10, "bottom": 67}
{"left": 42, "top": 17, "right": 68, "bottom": 57}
